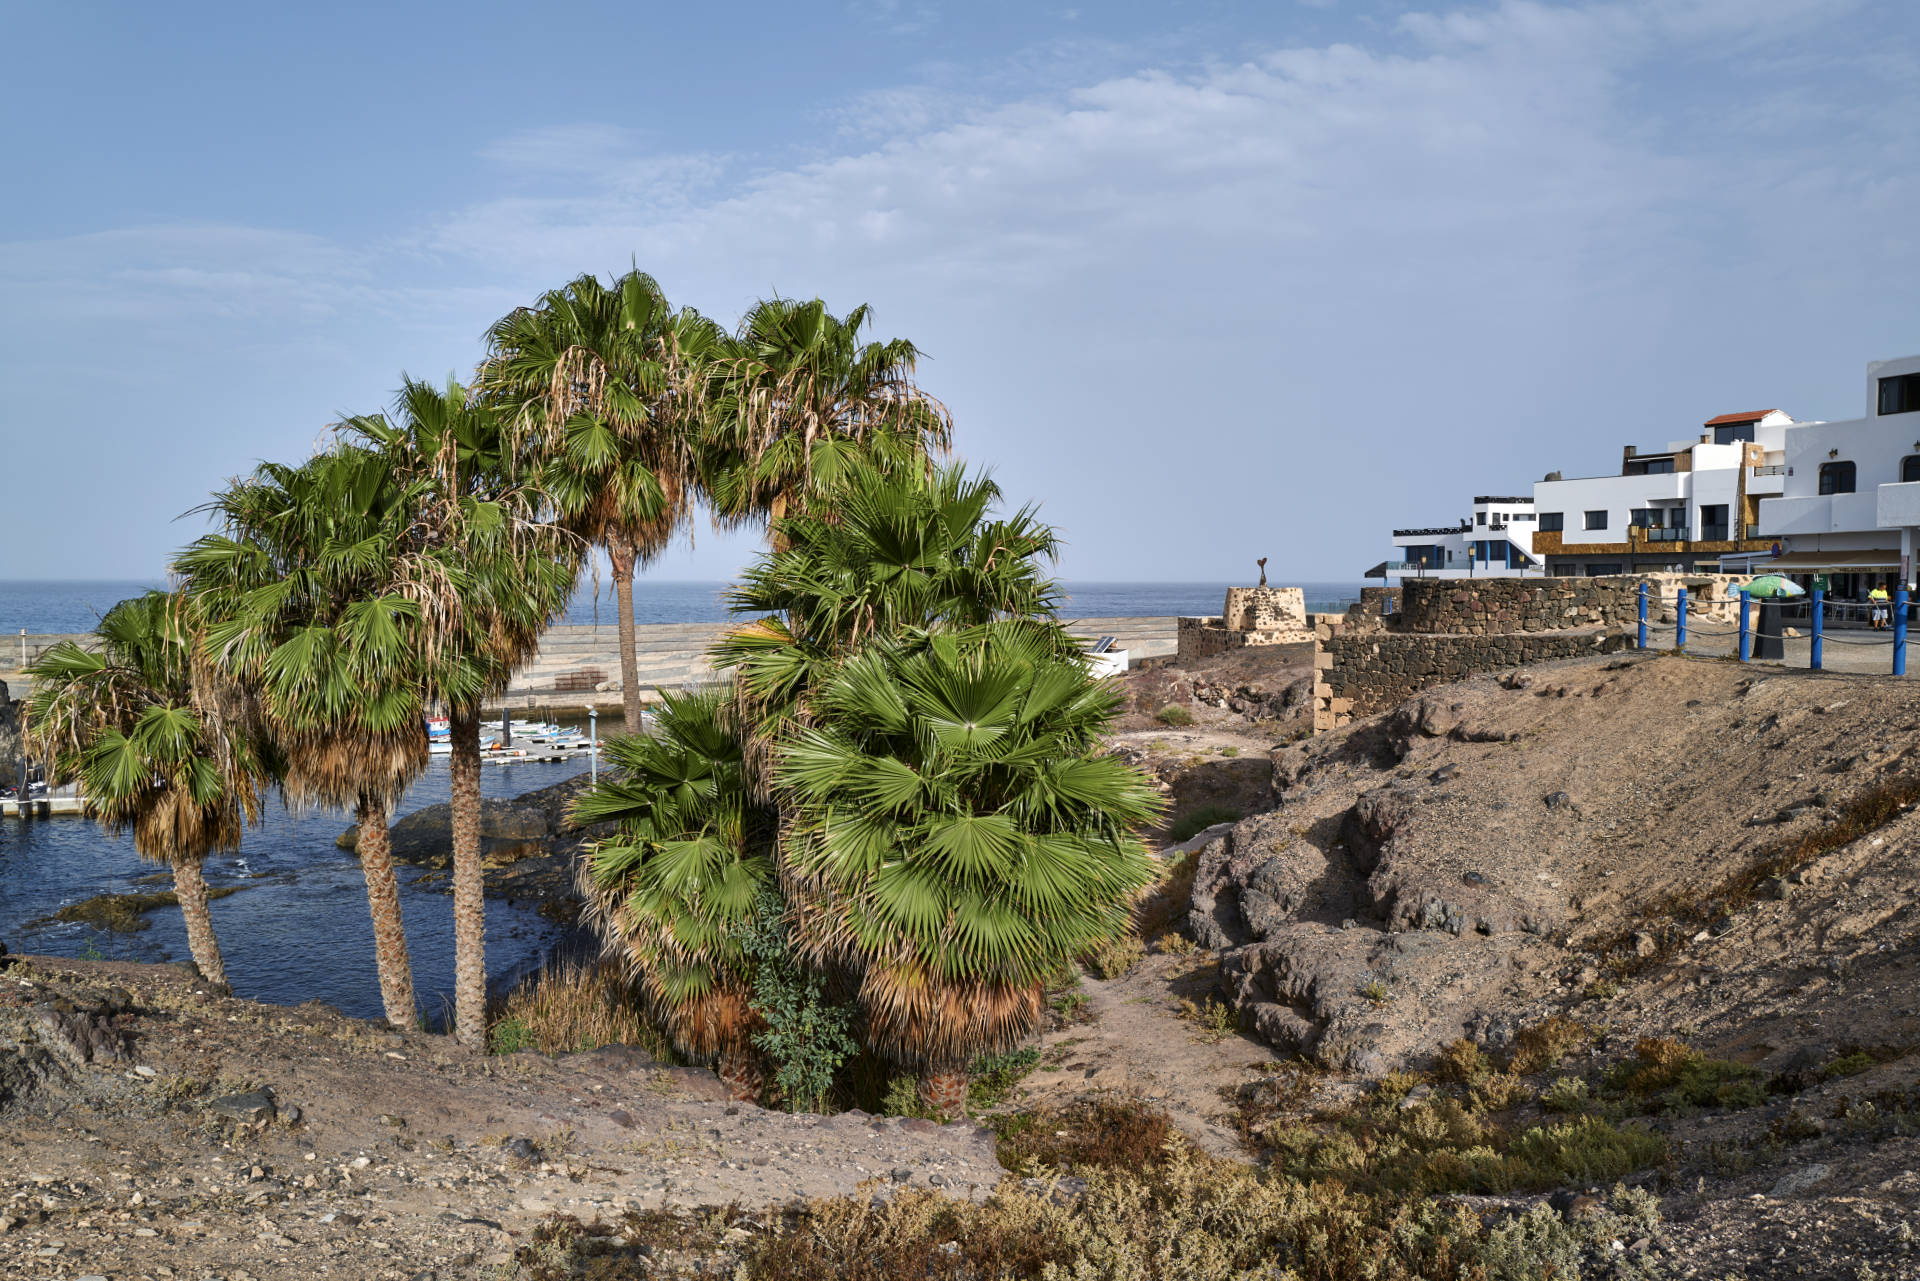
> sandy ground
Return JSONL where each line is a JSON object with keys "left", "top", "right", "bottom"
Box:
{"left": 0, "top": 957, "right": 1004, "bottom": 1280}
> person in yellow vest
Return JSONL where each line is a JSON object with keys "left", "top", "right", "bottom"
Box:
{"left": 1869, "top": 584, "right": 1891, "bottom": 630}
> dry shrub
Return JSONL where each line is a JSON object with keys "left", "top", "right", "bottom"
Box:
{"left": 1080, "top": 932, "right": 1145, "bottom": 980}
{"left": 1432, "top": 1038, "right": 1492, "bottom": 1086}
{"left": 1504, "top": 1017, "right": 1594, "bottom": 1075}
{"left": 741, "top": 1147, "right": 1486, "bottom": 1281}
{"left": 1603, "top": 1036, "right": 1764, "bottom": 1112}
{"left": 490, "top": 958, "right": 672, "bottom": 1058}
{"left": 998, "top": 1094, "right": 1177, "bottom": 1174}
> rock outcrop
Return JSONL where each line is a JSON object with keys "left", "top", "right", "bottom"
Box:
{"left": 337, "top": 798, "right": 551, "bottom": 868}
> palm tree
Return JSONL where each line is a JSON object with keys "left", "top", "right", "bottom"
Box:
{"left": 713, "top": 461, "right": 1068, "bottom": 727}
{"left": 178, "top": 447, "right": 435, "bottom": 1029}
{"left": 571, "top": 689, "right": 775, "bottom": 1096}
{"left": 343, "top": 377, "right": 580, "bottom": 1049}
{"left": 703, "top": 297, "right": 954, "bottom": 544}
{"left": 25, "top": 591, "right": 267, "bottom": 989}
{"left": 479, "top": 271, "right": 721, "bottom": 733}
{"left": 775, "top": 624, "right": 1160, "bottom": 1117}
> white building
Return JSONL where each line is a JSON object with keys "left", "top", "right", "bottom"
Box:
{"left": 1530, "top": 411, "right": 1793, "bottom": 576}
{"left": 1371, "top": 495, "right": 1542, "bottom": 583}
{"left": 1755, "top": 354, "right": 1920, "bottom": 594}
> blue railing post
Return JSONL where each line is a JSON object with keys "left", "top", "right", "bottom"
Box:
{"left": 1811, "top": 589, "right": 1824, "bottom": 671}
{"left": 1676, "top": 586, "right": 1688, "bottom": 652}
{"left": 1738, "top": 590, "right": 1751, "bottom": 663}
{"left": 1638, "top": 581, "right": 1649, "bottom": 649}
{"left": 1897, "top": 590, "right": 1909, "bottom": 676}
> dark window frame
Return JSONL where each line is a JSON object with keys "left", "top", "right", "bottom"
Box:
{"left": 1584, "top": 509, "right": 1609, "bottom": 531}
{"left": 1879, "top": 373, "right": 1920, "bottom": 416}
{"left": 1819, "top": 460, "right": 1857, "bottom": 495}
{"left": 1537, "top": 512, "right": 1564, "bottom": 532}
{"left": 1902, "top": 455, "right": 1920, "bottom": 484}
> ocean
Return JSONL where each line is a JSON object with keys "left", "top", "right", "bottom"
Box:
{"left": 4, "top": 579, "right": 1365, "bottom": 636}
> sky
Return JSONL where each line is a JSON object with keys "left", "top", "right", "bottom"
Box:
{"left": 2, "top": 0, "right": 1916, "bottom": 584}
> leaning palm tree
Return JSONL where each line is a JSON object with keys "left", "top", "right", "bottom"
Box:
{"left": 479, "top": 271, "right": 722, "bottom": 733}
{"left": 343, "top": 376, "right": 581, "bottom": 1048}
{"left": 25, "top": 591, "right": 267, "bottom": 989}
{"left": 775, "top": 624, "right": 1161, "bottom": 1117}
{"left": 178, "top": 446, "right": 436, "bottom": 1029}
{"left": 572, "top": 689, "right": 776, "bottom": 1096}
{"left": 702, "top": 296, "right": 954, "bottom": 544}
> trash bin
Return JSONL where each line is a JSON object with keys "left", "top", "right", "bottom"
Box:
{"left": 1755, "top": 600, "right": 1785, "bottom": 660}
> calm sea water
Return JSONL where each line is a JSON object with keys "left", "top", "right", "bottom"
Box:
{"left": 6, "top": 579, "right": 1365, "bottom": 635}
{"left": 0, "top": 754, "right": 589, "bottom": 1022}
{"left": 0, "top": 577, "right": 1362, "bottom": 1018}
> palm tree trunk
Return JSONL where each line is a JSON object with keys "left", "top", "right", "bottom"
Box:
{"left": 355, "top": 794, "right": 417, "bottom": 1029}
{"left": 609, "top": 536, "right": 644, "bottom": 734}
{"left": 171, "top": 857, "right": 229, "bottom": 992}
{"left": 918, "top": 1067, "right": 968, "bottom": 1121}
{"left": 449, "top": 707, "right": 486, "bottom": 1049}
{"left": 717, "top": 1044, "right": 766, "bottom": 1104}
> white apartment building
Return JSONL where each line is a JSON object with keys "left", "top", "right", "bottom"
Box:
{"left": 1529, "top": 410, "right": 1793, "bottom": 576}
{"left": 1755, "top": 354, "right": 1920, "bottom": 594}
{"left": 1370, "top": 495, "right": 1542, "bottom": 583}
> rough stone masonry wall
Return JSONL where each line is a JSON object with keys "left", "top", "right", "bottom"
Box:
{"left": 1177, "top": 585, "right": 1314, "bottom": 662}
{"left": 1312, "top": 629, "right": 1629, "bottom": 729}
{"left": 1222, "top": 586, "right": 1305, "bottom": 631}
{"left": 1392, "top": 576, "right": 1642, "bottom": 634}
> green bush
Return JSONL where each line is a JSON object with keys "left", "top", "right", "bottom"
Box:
{"left": 968, "top": 1047, "right": 1042, "bottom": 1109}
{"left": 1604, "top": 1037, "right": 1765, "bottom": 1113}
{"left": 1540, "top": 1076, "right": 1591, "bottom": 1114}
{"left": 742, "top": 887, "right": 858, "bottom": 1112}
{"left": 1154, "top": 705, "right": 1195, "bottom": 727}
{"left": 1168, "top": 804, "right": 1241, "bottom": 843}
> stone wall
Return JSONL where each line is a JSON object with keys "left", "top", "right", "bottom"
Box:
{"left": 1391, "top": 577, "right": 1642, "bottom": 634}
{"left": 1222, "top": 586, "right": 1305, "bottom": 632}
{"left": 1312, "top": 629, "right": 1629, "bottom": 728}
{"left": 1177, "top": 586, "right": 1314, "bottom": 662}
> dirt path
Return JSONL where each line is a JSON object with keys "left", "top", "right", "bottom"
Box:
{"left": 1020, "top": 950, "right": 1275, "bottom": 1161}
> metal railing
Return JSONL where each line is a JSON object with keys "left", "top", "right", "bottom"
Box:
{"left": 1750, "top": 464, "right": 1786, "bottom": 476}
{"left": 1639, "top": 582, "right": 1913, "bottom": 675}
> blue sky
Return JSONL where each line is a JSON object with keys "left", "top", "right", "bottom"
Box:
{"left": 4, "top": 0, "right": 1917, "bottom": 583}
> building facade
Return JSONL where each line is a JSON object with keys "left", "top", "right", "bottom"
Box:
{"left": 1372, "top": 495, "right": 1542, "bottom": 583}
{"left": 1528, "top": 411, "right": 1792, "bottom": 576}
{"left": 1754, "top": 354, "right": 1920, "bottom": 594}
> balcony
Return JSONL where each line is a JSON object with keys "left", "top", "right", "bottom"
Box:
{"left": 1700, "top": 525, "right": 1730, "bottom": 543}
{"left": 1750, "top": 465, "right": 1786, "bottom": 476}
{"left": 1631, "top": 526, "right": 1690, "bottom": 543}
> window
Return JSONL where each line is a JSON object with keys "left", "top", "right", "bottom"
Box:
{"left": 1713, "top": 422, "right": 1757, "bottom": 445}
{"left": 1511, "top": 512, "right": 1535, "bottom": 522}
{"left": 1903, "top": 455, "right": 1920, "bottom": 483}
{"left": 1819, "top": 460, "right": 1856, "bottom": 495}
{"left": 1538, "top": 512, "right": 1564, "bottom": 532}
{"left": 1584, "top": 510, "right": 1609, "bottom": 530}
{"left": 1879, "top": 373, "right": 1920, "bottom": 416}
{"left": 1700, "top": 504, "right": 1729, "bottom": 541}
{"left": 1476, "top": 512, "right": 1487, "bottom": 525}
{"left": 1625, "top": 457, "right": 1675, "bottom": 475}
{"left": 1585, "top": 563, "right": 1623, "bottom": 576}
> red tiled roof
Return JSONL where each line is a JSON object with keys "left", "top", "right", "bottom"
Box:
{"left": 1704, "top": 409, "right": 1779, "bottom": 426}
